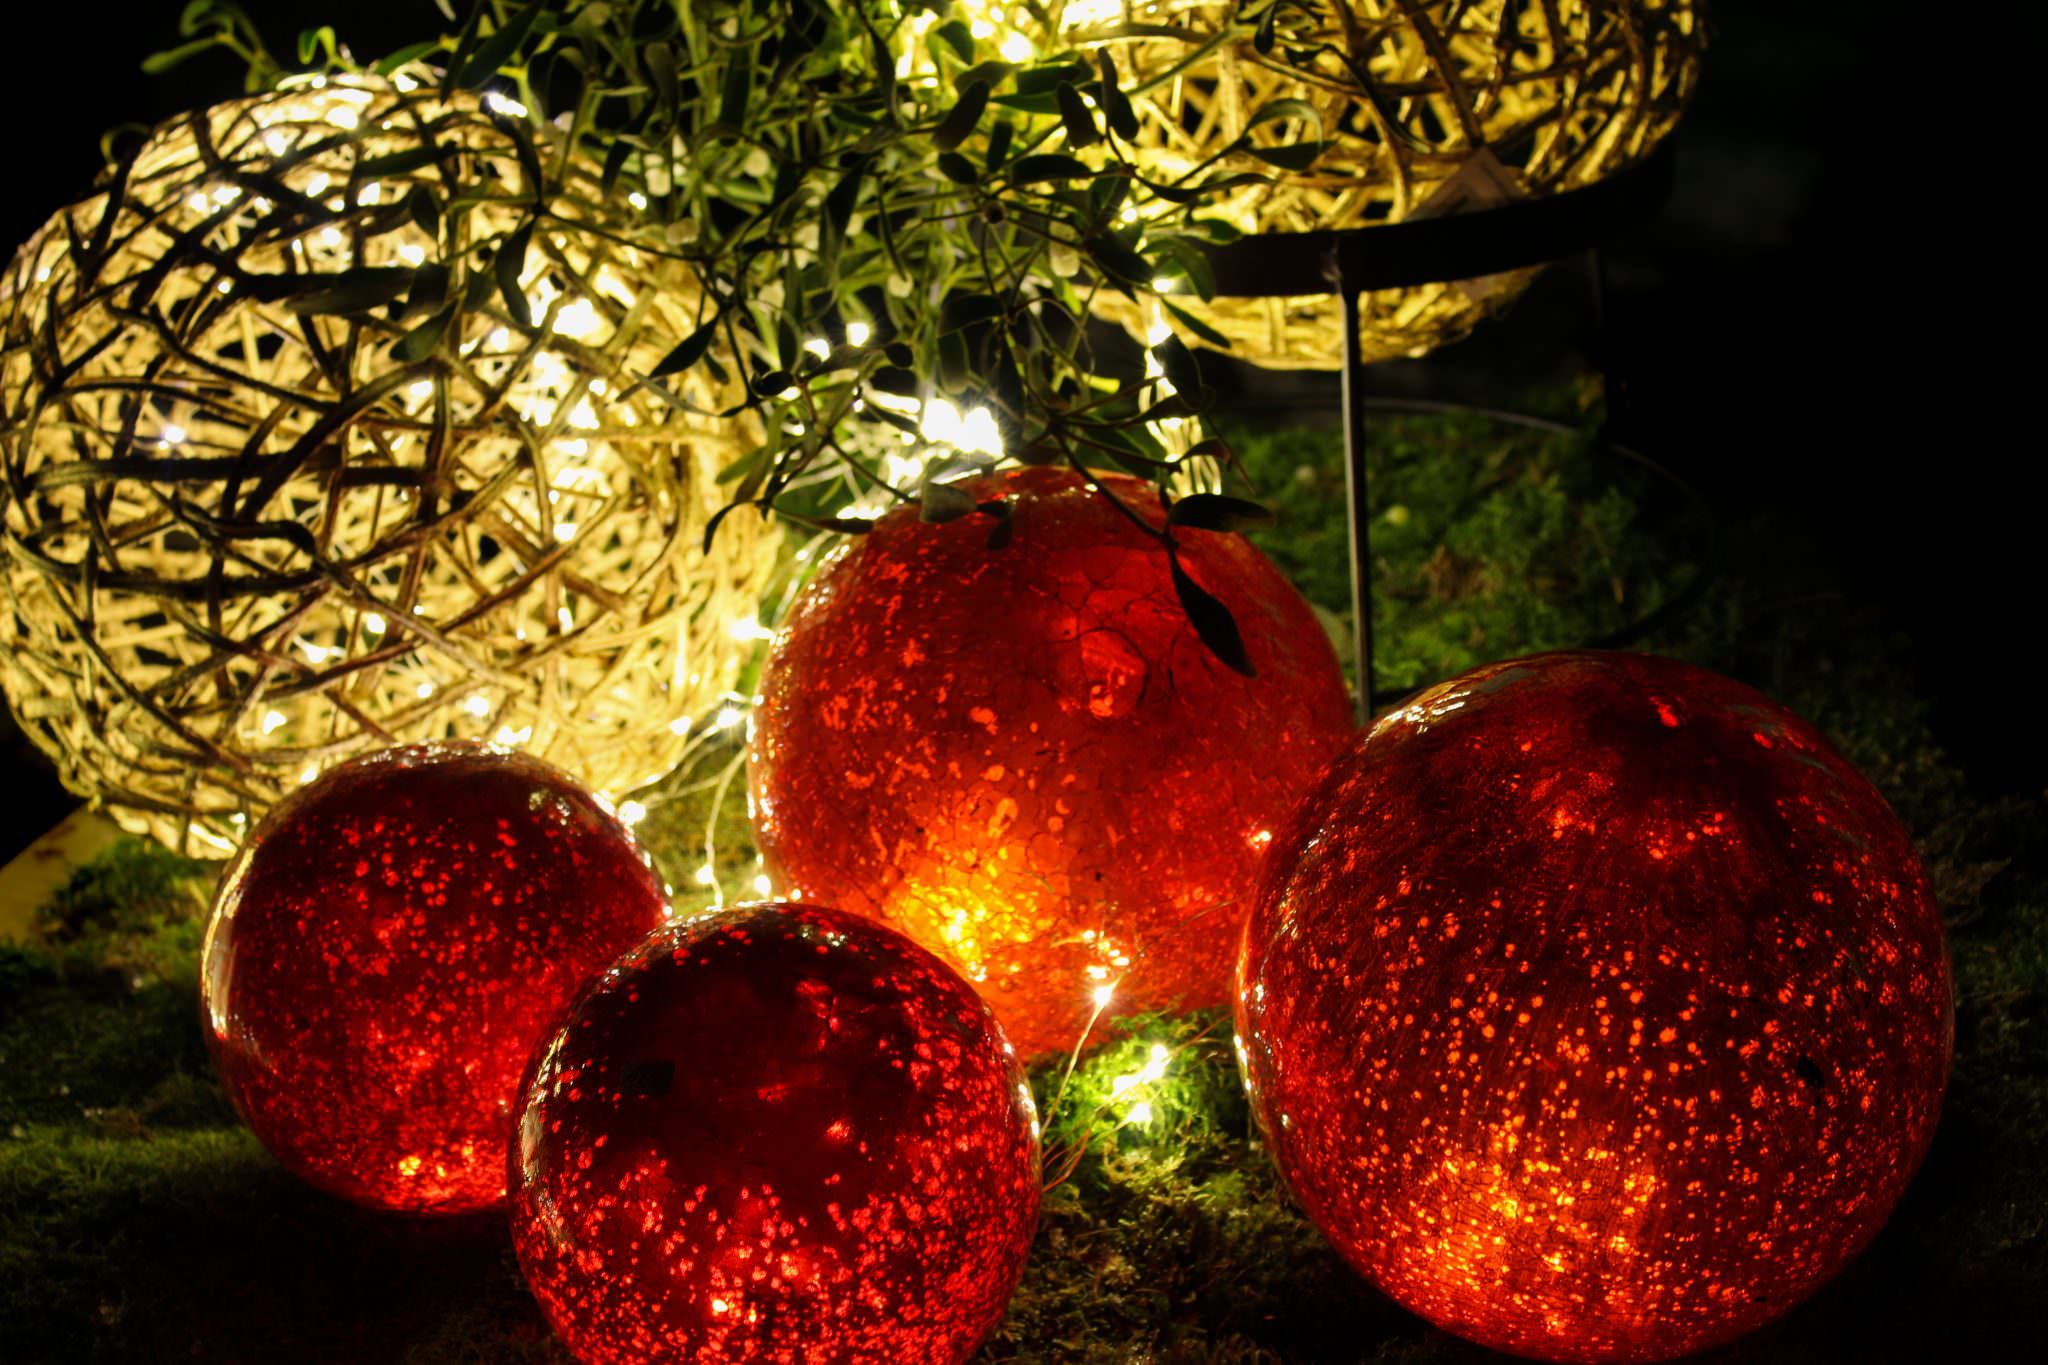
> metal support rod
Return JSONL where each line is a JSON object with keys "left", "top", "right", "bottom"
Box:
{"left": 1582, "top": 247, "right": 1627, "bottom": 441}
{"left": 1337, "top": 273, "right": 1375, "bottom": 723}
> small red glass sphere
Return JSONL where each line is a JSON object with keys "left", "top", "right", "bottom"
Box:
{"left": 1237, "top": 651, "right": 1951, "bottom": 1364}
{"left": 200, "top": 742, "right": 667, "bottom": 1213}
{"left": 750, "top": 467, "right": 1352, "bottom": 1056}
{"left": 509, "top": 901, "right": 1041, "bottom": 1365}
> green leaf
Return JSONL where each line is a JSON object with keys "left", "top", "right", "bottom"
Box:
{"left": 938, "top": 331, "right": 970, "bottom": 393}
{"left": 1242, "top": 141, "right": 1328, "bottom": 173}
{"left": 934, "top": 80, "right": 990, "bottom": 152}
{"left": 650, "top": 314, "right": 721, "bottom": 379}
{"left": 405, "top": 186, "right": 441, "bottom": 239}
{"left": 283, "top": 267, "right": 414, "bottom": 315}
{"left": 940, "top": 293, "right": 1003, "bottom": 332}
{"left": 954, "top": 60, "right": 1015, "bottom": 93}
{"left": 297, "top": 25, "right": 339, "bottom": 66}
{"left": 1095, "top": 52, "right": 1139, "bottom": 140}
{"left": 495, "top": 220, "right": 534, "bottom": 328}
{"left": 1009, "top": 154, "right": 1092, "bottom": 185}
{"left": 462, "top": 266, "right": 496, "bottom": 311}
{"left": 717, "top": 45, "right": 750, "bottom": 128}
{"left": 825, "top": 163, "right": 865, "bottom": 236}
{"left": 1192, "top": 171, "right": 1274, "bottom": 196}
{"left": 392, "top": 303, "right": 455, "bottom": 362}
{"left": 1154, "top": 236, "right": 1218, "bottom": 302}
{"left": 937, "top": 151, "right": 980, "bottom": 185}
{"left": 985, "top": 118, "right": 1015, "bottom": 172}
{"left": 1152, "top": 332, "right": 1204, "bottom": 394}
{"left": 702, "top": 499, "right": 748, "bottom": 554}
{"left": 358, "top": 144, "right": 445, "bottom": 178}
{"left": 772, "top": 508, "right": 878, "bottom": 538}
{"left": 1189, "top": 216, "right": 1244, "bottom": 244}
{"left": 401, "top": 262, "right": 450, "bottom": 318}
{"left": 1166, "top": 493, "right": 1275, "bottom": 533}
{"left": 920, "top": 481, "right": 978, "bottom": 524}
{"left": 1056, "top": 82, "right": 1100, "bottom": 149}
{"left": 1139, "top": 392, "right": 1199, "bottom": 423}
{"left": 601, "top": 140, "right": 632, "bottom": 198}
{"left": 456, "top": 0, "right": 545, "bottom": 88}
{"left": 934, "top": 18, "right": 975, "bottom": 63}
{"left": 443, "top": 4, "right": 485, "bottom": 94}
{"left": 490, "top": 111, "right": 547, "bottom": 205}
{"left": 1015, "top": 60, "right": 1090, "bottom": 97}
{"left": 1127, "top": 173, "right": 1208, "bottom": 207}
{"left": 1244, "top": 98, "right": 1324, "bottom": 137}
{"left": 141, "top": 38, "right": 219, "bottom": 76}
{"left": 1162, "top": 298, "right": 1233, "bottom": 350}
{"left": 752, "top": 369, "right": 795, "bottom": 397}
{"left": 871, "top": 367, "right": 919, "bottom": 397}
{"left": 981, "top": 499, "right": 1014, "bottom": 549}
{"left": 1171, "top": 554, "right": 1254, "bottom": 676}
{"left": 371, "top": 40, "right": 444, "bottom": 78}
{"left": 1086, "top": 232, "right": 1153, "bottom": 286}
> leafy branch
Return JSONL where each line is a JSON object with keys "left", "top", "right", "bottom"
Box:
{"left": 139, "top": 0, "right": 1337, "bottom": 672}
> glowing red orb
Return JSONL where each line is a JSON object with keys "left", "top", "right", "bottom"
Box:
{"left": 1237, "top": 651, "right": 1951, "bottom": 1364}
{"left": 750, "top": 466, "right": 1352, "bottom": 1056}
{"left": 509, "top": 901, "right": 1040, "bottom": 1364}
{"left": 200, "top": 742, "right": 667, "bottom": 1213}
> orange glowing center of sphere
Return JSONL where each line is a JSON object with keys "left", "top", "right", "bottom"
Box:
{"left": 1238, "top": 651, "right": 1952, "bottom": 1363}
{"left": 750, "top": 467, "right": 1353, "bottom": 1056}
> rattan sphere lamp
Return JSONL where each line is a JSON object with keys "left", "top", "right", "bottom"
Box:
{"left": 0, "top": 76, "right": 776, "bottom": 855}
{"left": 975, "top": 0, "right": 1706, "bottom": 369}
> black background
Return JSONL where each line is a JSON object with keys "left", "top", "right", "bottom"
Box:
{"left": 1, "top": 1, "right": 2040, "bottom": 856}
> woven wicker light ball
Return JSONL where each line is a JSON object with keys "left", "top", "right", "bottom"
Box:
{"left": 960, "top": 1, "right": 1704, "bottom": 369}
{"left": 0, "top": 76, "right": 775, "bottom": 856}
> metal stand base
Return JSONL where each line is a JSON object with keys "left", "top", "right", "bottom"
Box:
{"left": 1195, "top": 146, "right": 1683, "bottom": 719}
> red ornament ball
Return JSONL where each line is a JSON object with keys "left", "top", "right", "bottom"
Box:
{"left": 1237, "top": 651, "right": 1951, "bottom": 1364}
{"left": 750, "top": 467, "right": 1352, "bottom": 1057}
{"left": 200, "top": 742, "right": 667, "bottom": 1213}
{"left": 509, "top": 901, "right": 1040, "bottom": 1365}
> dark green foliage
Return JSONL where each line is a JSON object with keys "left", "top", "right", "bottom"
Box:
{"left": 1231, "top": 410, "right": 1699, "bottom": 696}
{"left": 2, "top": 410, "right": 2043, "bottom": 1362}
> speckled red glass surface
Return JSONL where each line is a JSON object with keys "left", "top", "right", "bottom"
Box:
{"left": 509, "top": 901, "right": 1040, "bottom": 1365}
{"left": 200, "top": 742, "right": 667, "bottom": 1213}
{"left": 1237, "top": 651, "right": 1952, "bottom": 1364}
{"left": 750, "top": 467, "right": 1353, "bottom": 1057}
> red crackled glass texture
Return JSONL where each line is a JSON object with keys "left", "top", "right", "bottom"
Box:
{"left": 749, "top": 466, "right": 1353, "bottom": 1057}
{"left": 200, "top": 742, "right": 667, "bottom": 1213}
{"left": 1236, "top": 651, "right": 1951, "bottom": 1364}
{"left": 509, "top": 900, "right": 1040, "bottom": 1365}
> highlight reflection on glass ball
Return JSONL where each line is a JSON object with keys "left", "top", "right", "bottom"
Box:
{"left": 749, "top": 467, "right": 1353, "bottom": 1057}
{"left": 1238, "top": 651, "right": 1951, "bottom": 1363}
{"left": 510, "top": 902, "right": 1041, "bottom": 1365}
{"left": 200, "top": 741, "right": 668, "bottom": 1213}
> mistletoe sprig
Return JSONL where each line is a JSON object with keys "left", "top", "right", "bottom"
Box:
{"left": 149, "top": 0, "right": 1331, "bottom": 671}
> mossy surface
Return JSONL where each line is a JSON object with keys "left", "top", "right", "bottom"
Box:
{"left": 2, "top": 409, "right": 2041, "bottom": 1364}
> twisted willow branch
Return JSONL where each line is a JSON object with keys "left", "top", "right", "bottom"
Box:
{"left": 969, "top": 0, "right": 1706, "bottom": 368}
{"left": 0, "top": 76, "right": 776, "bottom": 855}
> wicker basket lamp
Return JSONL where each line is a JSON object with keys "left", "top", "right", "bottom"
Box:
{"left": 967, "top": 0, "right": 1704, "bottom": 369}
{"left": 0, "top": 77, "right": 776, "bottom": 856}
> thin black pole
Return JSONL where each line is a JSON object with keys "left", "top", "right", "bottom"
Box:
{"left": 1337, "top": 269, "right": 1374, "bottom": 723}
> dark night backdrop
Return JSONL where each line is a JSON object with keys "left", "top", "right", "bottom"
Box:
{"left": 1, "top": 1, "right": 2038, "bottom": 857}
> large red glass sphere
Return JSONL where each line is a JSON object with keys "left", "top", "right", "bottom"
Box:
{"left": 200, "top": 742, "right": 667, "bottom": 1213}
{"left": 750, "top": 467, "right": 1352, "bottom": 1056}
{"left": 509, "top": 900, "right": 1040, "bottom": 1365}
{"left": 1237, "top": 651, "right": 1951, "bottom": 1364}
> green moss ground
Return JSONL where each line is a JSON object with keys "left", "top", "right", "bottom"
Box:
{"left": 2, "top": 406, "right": 2042, "bottom": 1363}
